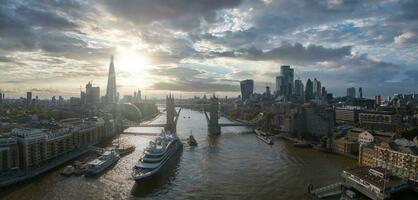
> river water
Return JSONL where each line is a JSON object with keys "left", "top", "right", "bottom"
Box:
{"left": 0, "top": 108, "right": 357, "bottom": 200}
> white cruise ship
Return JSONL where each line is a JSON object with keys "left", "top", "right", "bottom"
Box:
{"left": 132, "top": 131, "right": 183, "bottom": 182}
{"left": 85, "top": 150, "right": 120, "bottom": 176}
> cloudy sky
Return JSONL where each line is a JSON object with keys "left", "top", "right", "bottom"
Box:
{"left": 1, "top": 0, "right": 417, "bottom": 98}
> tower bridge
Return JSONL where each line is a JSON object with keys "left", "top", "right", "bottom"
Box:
{"left": 124, "top": 94, "right": 255, "bottom": 135}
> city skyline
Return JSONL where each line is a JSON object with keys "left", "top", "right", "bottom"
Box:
{"left": 1, "top": 0, "right": 418, "bottom": 98}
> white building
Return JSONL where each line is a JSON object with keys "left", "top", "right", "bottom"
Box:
{"left": 358, "top": 130, "right": 374, "bottom": 146}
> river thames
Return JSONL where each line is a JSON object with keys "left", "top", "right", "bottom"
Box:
{"left": 0, "top": 108, "right": 357, "bottom": 200}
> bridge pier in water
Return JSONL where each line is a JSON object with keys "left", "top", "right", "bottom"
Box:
{"left": 165, "top": 94, "right": 177, "bottom": 133}
{"left": 206, "top": 95, "right": 221, "bottom": 134}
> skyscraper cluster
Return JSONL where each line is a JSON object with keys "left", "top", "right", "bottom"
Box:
{"left": 275, "top": 65, "right": 294, "bottom": 99}
{"left": 346, "top": 87, "right": 364, "bottom": 98}
{"left": 275, "top": 65, "right": 327, "bottom": 102}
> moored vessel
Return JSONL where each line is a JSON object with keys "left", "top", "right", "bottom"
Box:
{"left": 132, "top": 131, "right": 183, "bottom": 182}
{"left": 85, "top": 150, "right": 120, "bottom": 176}
{"left": 61, "top": 165, "right": 75, "bottom": 176}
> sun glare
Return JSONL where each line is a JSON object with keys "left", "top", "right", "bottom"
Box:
{"left": 116, "top": 48, "right": 150, "bottom": 72}
{"left": 115, "top": 47, "right": 152, "bottom": 89}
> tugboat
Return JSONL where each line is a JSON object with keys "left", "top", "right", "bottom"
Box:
{"left": 116, "top": 144, "right": 136, "bottom": 156}
{"left": 187, "top": 130, "right": 198, "bottom": 146}
{"left": 132, "top": 130, "right": 183, "bottom": 182}
{"left": 114, "top": 135, "right": 136, "bottom": 156}
{"left": 85, "top": 150, "right": 120, "bottom": 176}
{"left": 255, "top": 129, "right": 274, "bottom": 145}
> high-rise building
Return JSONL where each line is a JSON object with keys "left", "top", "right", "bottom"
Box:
{"left": 347, "top": 87, "right": 356, "bottom": 98}
{"left": 359, "top": 87, "right": 363, "bottom": 98}
{"left": 52, "top": 96, "right": 56, "bottom": 105}
{"left": 240, "top": 79, "right": 254, "bottom": 101}
{"left": 374, "top": 95, "right": 382, "bottom": 107}
{"left": 26, "top": 92, "right": 32, "bottom": 107}
{"left": 305, "top": 78, "right": 314, "bottom": 101}
{"left": 0, "top": 92, "right": 3, "bottom": 104}
{"left": 294, "top": 79, "right": 304, "bottom": 102}
{"left": 85, "top": 82, "right": 100, "bottom": 105}
{"left": 58, "top": 96, "right": 64, "bottom": 105}
{"left": 280, "top": 65, "right": 294, "bottom": 98}
{"left": 313, "top": 78, "right": 321, "bottom": 98}
{"left": 321, "top": 86, "right": 327, "bottom": 99}
{"left": 80, "top": 91, "right": 86, "bottom": 105}
{"left": 106, "top": 55, "right": 117, "bottom": 104}
{"left": 137, "top": 89, "right": 141, "bottom": 100}
{"left": 275, "top": 76, "right": 283, "bottom": 95}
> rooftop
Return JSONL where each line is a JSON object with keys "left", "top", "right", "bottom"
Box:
{"left": 344, "top": 167, "right": 405, "bottom": 189}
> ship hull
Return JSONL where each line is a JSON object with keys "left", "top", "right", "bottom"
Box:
{"left": 133, "top": 140, "right": 182, "bottom": 183}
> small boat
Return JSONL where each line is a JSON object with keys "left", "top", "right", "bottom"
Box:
{"left": 85, "top": 150, "right": 120, "bottom": 176}
{"left": 255, "top": 129, "right": 274, "bottom": 145}
{"left": 61, "top": 165, "right": 75, "bottom": 176}
{"left": 116, "top": 145, "right": 136, "bottom": 156}
{"left": 73, "top": 161, "right": 85, "bottom": 176}
{"left": 187, "top": 131, "right": 198, "bottom": 146}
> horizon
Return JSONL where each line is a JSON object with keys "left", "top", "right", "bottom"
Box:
{"left": 1, "top": 0, "right": 418, "bottom": 98}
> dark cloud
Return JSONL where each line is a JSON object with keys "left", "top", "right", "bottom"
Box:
{"left": 404, "top": 69, "right": 418, "bottom": 82}
{"left": 148, "top": 65, "right": 239, "bottom": 92}
{"left": 398, "top": 0, "right": 418, "bottom": 21}
{"left": 102, "top": 0, "right": 242, "bottom": 30}
{"left": 209, "top": 42, "right": 352, "bottom": 63}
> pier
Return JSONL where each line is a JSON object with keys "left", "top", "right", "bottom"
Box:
{"left": 307, "top": 182, "right": 344, "bottom": 199}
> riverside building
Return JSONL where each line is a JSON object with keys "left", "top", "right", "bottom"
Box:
{"left": 358, "top": 142, "right": 418, "bottom": 183}
{"left": 0, "top": 136, "right": 19, "bottom": 171}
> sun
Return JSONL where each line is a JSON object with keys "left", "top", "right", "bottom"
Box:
{"left": 114, "top": 47, "right": 153, "bottom": 89}
{"left": 116, "top": 47, "right": 150, "bottom": 72}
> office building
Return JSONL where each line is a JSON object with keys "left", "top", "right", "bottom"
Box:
{"left": 26, "top": 92, "right": 32, "bottom": 107}
{"left": 313, "top": 78, "right": 321, "bottom": 98}
{"left": 305, "top": 78, "right": 314, "bottom": 101}
{"left": 294, "top": 79, "right": 304, "bottom": 102}
{"left": 359, "top": 87, "right": 363, "bottom": 98}
{"left": 280, "top": 65, "right": 294, "bottom": 98}
{"left": 240, "top": 79, "right": 254, "bottom": 101}
{"left": 85, "top": 82, "right": 100, "bottom": 105}
{"left": 375, "top": 95, "right": 382, "bottom": 106}
{"left": 358, "top": 111, "right": 402, "bottom": 132}
{"left": 106, "top": 55, "right": 117, "bottom": 104}
{"left": 335, "top": 107, "right": 359, "bottom": 124}
{"left": 347, "top": 87, "right": 356, "bottom": 98}
{"left": 275, "top": 76, "right": 283, "bottom": 95}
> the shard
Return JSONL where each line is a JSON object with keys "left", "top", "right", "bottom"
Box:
{"left": 106, "top": 55, "right": 117, "bottom": 104}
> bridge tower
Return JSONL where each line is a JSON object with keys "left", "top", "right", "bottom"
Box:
{"left": 165, "top": 94, "right": 176, "bottom": 133}
{"left": 208, "top": 94, "right": 221, "bottom": 134}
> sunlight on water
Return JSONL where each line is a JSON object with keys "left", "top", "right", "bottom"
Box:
{"left": 0, "top": 109, "right": 356, "bottom": 200}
